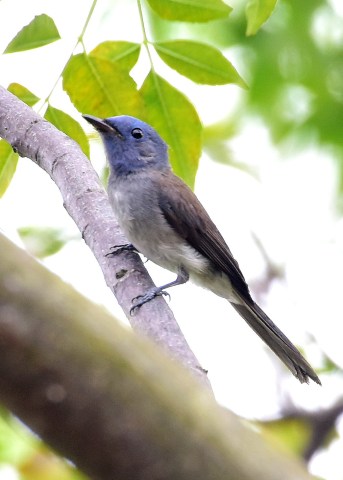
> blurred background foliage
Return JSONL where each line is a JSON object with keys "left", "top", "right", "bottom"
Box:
{"left": 161, "top": 0, "right": 343, "bottom": 185}
{"left": 1, "top": 0, "right": 343, "bottom": 478}
{"left": 0, "top": 410, "right": 87, "bottom": 480}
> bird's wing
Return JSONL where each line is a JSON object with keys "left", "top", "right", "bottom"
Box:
{"left": 156, "top": 172, "right": 252, "bottom": 300}
{"left": 156, "top": 173, "right": 321, "bottom": 384}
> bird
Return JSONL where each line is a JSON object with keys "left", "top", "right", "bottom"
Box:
{"left": 83, "top": 113, "right": 321, "bottom": 385}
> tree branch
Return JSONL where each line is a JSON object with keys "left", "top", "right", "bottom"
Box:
{"left": 0, "top": 233, "right": 315, "bottom": 480}
{"left": 0, "top": 85, "right": 210, "bottom": 388}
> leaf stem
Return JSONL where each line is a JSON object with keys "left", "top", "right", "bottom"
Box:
{"left": 39, "top": 0, "right": 99, "bottom": 112}
{"left": 78, "top": 0, "right": 98, "bottom": 41}
{"left": 137, "top": 0, "right": 155, "bottom": 71}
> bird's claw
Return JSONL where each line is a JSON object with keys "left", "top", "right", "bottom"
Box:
{"left": 130, "top": 289, "right": 170, "bottom": 315}
{"left": 105, "top": 243, "right": 138, "bottom": 257}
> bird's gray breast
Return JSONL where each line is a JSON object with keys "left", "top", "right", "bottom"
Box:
{"left": 107, "top": 174, "right": 209, "bottom": 275}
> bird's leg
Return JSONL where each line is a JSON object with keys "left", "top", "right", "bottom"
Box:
{"left": 130, "top": 266, "right": 189, "bottom": 315}
{"left": 105, "top": 243, "right": 139, "bottom": 257}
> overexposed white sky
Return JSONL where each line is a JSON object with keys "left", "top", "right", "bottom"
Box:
{"left": 1, "top": 1, "right": 343, "bottom": 479}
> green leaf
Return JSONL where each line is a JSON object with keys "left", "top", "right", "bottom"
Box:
{"left": 154, "top": 40, "right": 246, "bottom": 87}
{"left": 44, "top": 106, "right": 90, "bottom": 157}
{"left": 258, "top": 417, "right": 312, "bottom": 456}
{"left": 246, "top": 0, "right": 278, "bottom": 36}
{"left": 203, "top": 118, "right": 250, "bottom": 171}
{"left": 18, "top": 226, "right": 69, "bottom": 258}
{"left": 146, "top": 0, "right": 232, "bottom": 22}
{"left": 0, "top": 412, "right": 38, "bottom": 465}
{"left": 0, "top": 140, "right": 19, "bottom": 197}
{"left": 4, "top": 14, "right": 60, "bottom": 53}
{"left": 7, "top": 83, "right": 40, "bottom": 107}
{"left": 90, "top": 41, "right": 141, "bottom": 72}
{"left": 63, "top": 53, "right": 143, "bottom": 118}
{"left": 0, "top": 412, "right": 87, "bottom": 479}
{"left": 140, "top": 72, "right": 201, "bottom": 187}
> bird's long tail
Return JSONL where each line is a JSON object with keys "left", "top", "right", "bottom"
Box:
{"left": 231, "top": 300, "right": 321, "bottom": 384}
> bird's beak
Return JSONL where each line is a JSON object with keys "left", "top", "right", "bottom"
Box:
{"left": 82, "top": 114, "right": 123, "bottom": 138}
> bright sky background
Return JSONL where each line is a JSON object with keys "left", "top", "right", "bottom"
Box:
{"left": 1, "top": 1, "right": 343, "bottom": 479}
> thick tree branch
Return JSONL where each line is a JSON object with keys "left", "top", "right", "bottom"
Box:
{"left": 0, "top": 233, "right": 315, "bottom": 480}
{"left": 0, "top": 85, "right": 210, "bottom": 388}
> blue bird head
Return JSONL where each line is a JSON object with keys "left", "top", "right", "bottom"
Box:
{"left": 83, "top": 114, "right": 169, "bottom": 176}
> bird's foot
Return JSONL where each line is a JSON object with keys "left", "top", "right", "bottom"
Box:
{"left": 105, "top": 243, "right": 138, "bottom": 257}
{"left": 130, "top": 288, "right": 171, "bottom": 315}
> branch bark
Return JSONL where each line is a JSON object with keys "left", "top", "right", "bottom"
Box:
{"left": 0, "top": 233, "right": 315, "bottom": 480}
{"left": 0, "top": 85, "right": 210, "bottom": 388}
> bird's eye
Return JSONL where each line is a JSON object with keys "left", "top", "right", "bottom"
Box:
{"left": 131, "top": 128, "right": 143, "bottom": 139}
